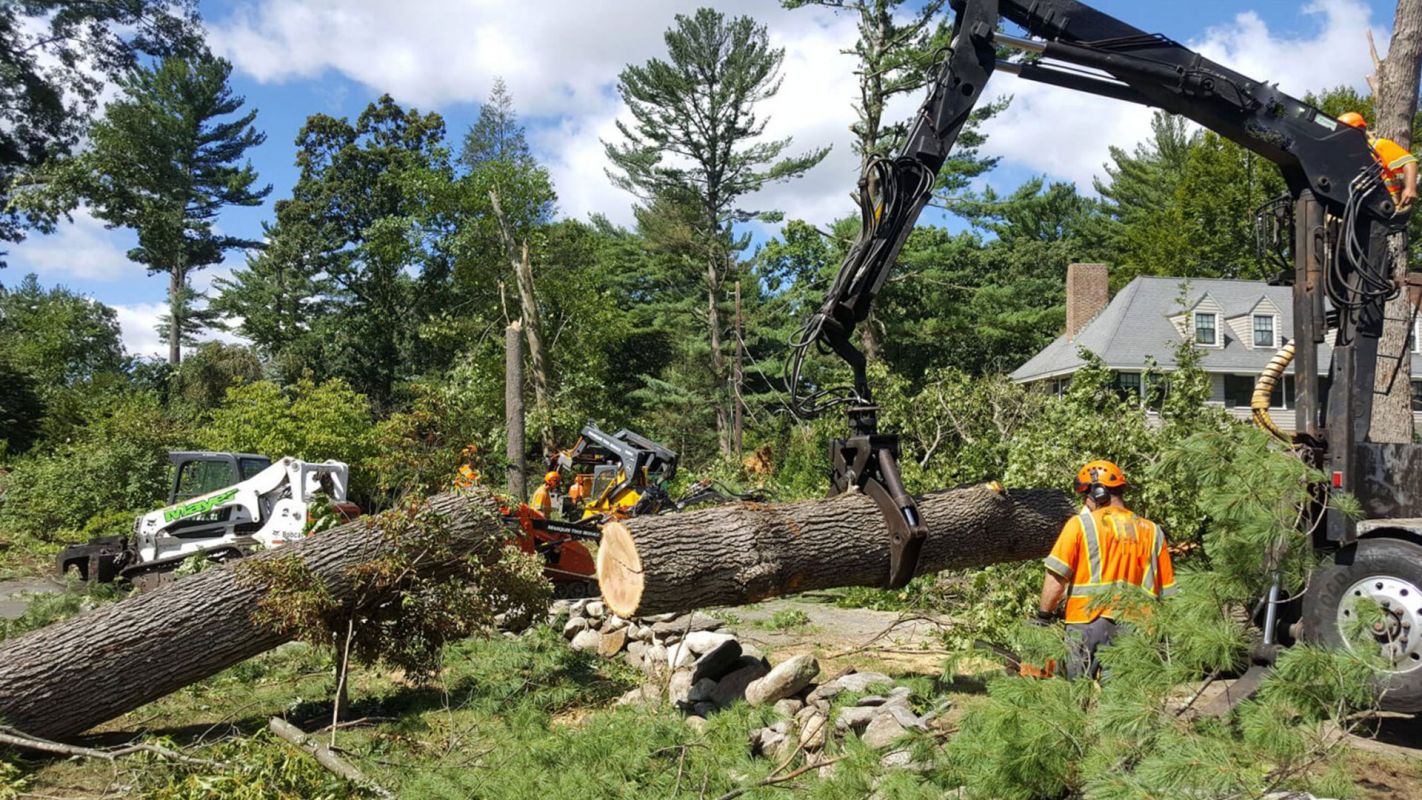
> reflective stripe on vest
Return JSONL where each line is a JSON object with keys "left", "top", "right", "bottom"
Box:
{"left": 1078, "top": 511, "right": 1101, "bottom": 583}
{"left": 1142, "top": 522, "right": 1164, "bottom": 597}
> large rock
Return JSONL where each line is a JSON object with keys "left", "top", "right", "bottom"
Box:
{"left": 797, "top": 706, "right": 829, "bottom": 751}
{"left": 669, "top": 670, "right": 695, "bottom": 704}
{"left": 807, "top": 671, "right": 893, "bottom": 703}
{"left": 650, "top": 612, "right": 724, "bottom": 637}
{"left": 835, "top": 705, "right": 881, "bottom": 732}
{"left": 689, "top": 639, "right": 743, "bottom": 684}
{"left": 772, "top": 698, "right": 804, "bottom": 718}
{"left": 861, "top": 713, "right": 908, "bottom": 749}
{"left": 745, "top": 654, "right": 820, "bottom": 707}
{"left": 585, "top": 600, "right": 606, "bottom": 620}
{"left": 709, "top": 659, "right": 771, "bottom": 708}
{"left": 603, "top": 614, "right": 628, "bottom": 632}
{"left": 688, "top": 678, "right": 718, "bottom": 704}
{"left": 666, "top": 642, "right": 696, "bottom": 670}
{"left": 616, "top": 682, "right": 664, "bottom": 707}
{"left": 598, "top": 627, "right": 628, "bottom": 657}
{"left": 570, "top": 629, "right": 602, "bottom": 652}
{"left": 683, "top": 630, "right": 736, "bottom": 655}
{"left": 563, "top": 616, "right": 589, "bottom": 640}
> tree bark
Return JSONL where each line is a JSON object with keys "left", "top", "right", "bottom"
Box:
{"left": 1367, "top": 0, "right": 1422, "bottom": 443}
{"left": 732, "top": 280, "right": 745, "bottom": 460}
{"left": 489, "top": 189, "right": 553, "bottom": 449}
{"left": 597, "top": 484, "right": 1075, "bottom": 617}
{"left": 168, "top": 268, "right": 183, "bottom": 366}
{"left": 0, "top": 491, "right": 508, "bottom": 741}
{"left": 708, "top": 253, "right": 729, "bottom": 456}
{"left": 506, "top": 321, "right": 526, "bottom": 500}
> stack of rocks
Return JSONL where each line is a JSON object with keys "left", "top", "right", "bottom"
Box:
{"left": 551, "top": 599, "right": 939, "bottom": 766}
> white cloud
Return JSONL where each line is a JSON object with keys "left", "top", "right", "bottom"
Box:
{"left": 113, "top": 302, "right": 168, "bottom": 359}
{"left": 114, "top": 301, "right": 249, "bottom": 360}
{"left": 7, "top": 208, "right": 133, "bottom": 283}
{"left": 980, "top": 0, "right": 1383, "bottom": 191}
{"left": 210, "top": 0, "right": 1390, "bottom": 230}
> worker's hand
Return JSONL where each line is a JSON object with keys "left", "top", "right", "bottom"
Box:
{"left": 1027, "top": 609, "right": 1059, "bottom": 628}
{"left": 1400, "top": 187, "right": 1417, "bottom": 212}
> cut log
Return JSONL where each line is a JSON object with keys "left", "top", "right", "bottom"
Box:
{"left": 0, "top": 491, "right": 508, "bottom": 741}
{"left": 597, "top": 484, "right": 1074, "bottom": 617}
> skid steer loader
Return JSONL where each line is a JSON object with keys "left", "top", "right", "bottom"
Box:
{"left": 57, "top": 452, "right": 359, "bottom": 588}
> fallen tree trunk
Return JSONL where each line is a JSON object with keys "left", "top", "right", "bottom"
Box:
{"left": 0, "top": 491, "right": 506, "bottom": 741}
{"left": 597, "top": 484, "right": 1074, "bottom": 617}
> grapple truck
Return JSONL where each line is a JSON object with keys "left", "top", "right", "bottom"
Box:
{"left": 788, "top": 0, "right": 1422, "bottom": 709}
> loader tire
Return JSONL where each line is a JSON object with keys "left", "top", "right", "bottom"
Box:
{"left": 1301, "top": 537, "right": 1422, "bottom": 712}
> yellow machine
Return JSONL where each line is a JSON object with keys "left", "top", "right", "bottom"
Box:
{"left": 554, "top": 425, "right": 678, "bottom": 523}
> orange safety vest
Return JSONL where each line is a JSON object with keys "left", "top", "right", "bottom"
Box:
{"left": 1369, "top": 136, "right": 1418, "bottom": 201}
{"left": 1044, "top": 506, "right": 1177, "bottom": 624}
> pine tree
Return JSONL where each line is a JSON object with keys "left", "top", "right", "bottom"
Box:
{"left": 51, "top": 53, "right": 270, "bottom": 364}
{"left": 605, "top": 7, "right": 830, "bottom": 455}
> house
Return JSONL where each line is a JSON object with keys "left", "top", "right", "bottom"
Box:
{"left": 1009, "top": 263, "right": 1422, "bottom": 431}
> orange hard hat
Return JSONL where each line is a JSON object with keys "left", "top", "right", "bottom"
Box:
{"left": 1074, "top": 460, "right": 1127, "bottom": 494}
{"left": 1338, "top": 111, "right": 1367, "bottom": 129}
{"left": 543, "top": 470, "right": 560, "bottom": 485}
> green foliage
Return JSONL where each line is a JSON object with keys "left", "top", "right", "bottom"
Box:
{"left": 1089, "top": 112, "right": 1287, "bottom": 286}
{"left": 24, "top": 52, "right": 270, "bottom": 362}
{"left": 0, "top": 274, "right": 125, "bottom": 391}
{"left": 200, "top": 377, "right": 376, "bottom": 502}
{"left": 139, "top": 731, "right": 366, "bottom": 799}
{"left": 169, "top": 341, "right": 264, "bottom": 414}
{"left": 238, "top": 494, "right": 550, "bottom": 684}
{"left": 0, "top": 392, "right": 186, "bottom": 552}
{"left": 218, "top": 95, "right": 452, "bottom": 408}
{"left": 0, "top": 0, "right": 201, "bottom": 259}
{"left": 761, "top": 608, "right": 813, "bottom": 631}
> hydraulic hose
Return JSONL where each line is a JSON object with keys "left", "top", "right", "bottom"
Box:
{"left": 1251, "top": 340, "right": 1295, "bottom": 443}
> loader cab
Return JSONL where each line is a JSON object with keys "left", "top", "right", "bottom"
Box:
{"left": 167, "top": 451, "right": 270, "bottom": 505}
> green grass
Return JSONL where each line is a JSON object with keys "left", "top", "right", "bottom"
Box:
{"left": 757, "top": 608, "right": 814, "bottom": 632}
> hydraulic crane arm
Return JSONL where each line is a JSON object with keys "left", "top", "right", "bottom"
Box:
{"left": 792, "top": 0, "right": 1409, "bottom": 587}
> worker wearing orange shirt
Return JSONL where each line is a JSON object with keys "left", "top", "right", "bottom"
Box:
{"left": 1036, "top": 460, "right": 1176, "bottom": 680}
{"left": 1339, "top": 111, "right": 1418, "bottom": 211}
{"left": 531, "top": 470, "right": 560, "bottom": 518}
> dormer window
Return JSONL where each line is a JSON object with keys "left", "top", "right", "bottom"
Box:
{"left": 1194, "top": 312, "right": 1218, "bottom": 346}
{"left": 1253, "top": 314, "right": 1276, "bottom": 348}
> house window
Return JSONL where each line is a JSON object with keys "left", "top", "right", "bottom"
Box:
{"left": 1413, "top": 381, "right": 1422, "bottom": 412}
{"left": 1224, "top": 374, "right": 1290, "bottom": 408}
{"left": 1114, "top": 372, "right": 1142, "bottom": 404}
{"left": 1194, "top": 312, "right": 1218, "bottom": 346}
{"left": 1253, "top": 314, "right": 1275, "bottom": 348}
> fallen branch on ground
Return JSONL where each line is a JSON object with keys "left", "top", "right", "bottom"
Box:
{"left": 0, "top": 726, "right": 226, "bottom": 769}
{"left": 268, "top": 717, "right": 394, "bottom": 799}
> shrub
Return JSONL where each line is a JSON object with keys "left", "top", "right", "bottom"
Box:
{"left": 0, "top": 392, "right": 186, "bottom": 552}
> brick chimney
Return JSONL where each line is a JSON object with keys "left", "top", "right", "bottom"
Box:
{"left": 1065, "top": 262, "right": 1109, "bottom": 339}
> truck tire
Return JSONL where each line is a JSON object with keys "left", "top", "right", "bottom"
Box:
{"left": 1300, "top": 537, "right": 1422, "bottom": 712}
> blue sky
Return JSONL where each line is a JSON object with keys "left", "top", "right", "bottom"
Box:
{"left": 3, "top": 0, "right": 1396, "bottom": 356}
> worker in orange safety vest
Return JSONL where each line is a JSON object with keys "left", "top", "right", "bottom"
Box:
{"left": 531, "top": 470, "right": 560, "bottom": 517}
{"left": 1339, "top": 111, "right": 1418, "bottom": 212}
{"left": 1035, "top": 460, "right": 1176, "bottom": 679}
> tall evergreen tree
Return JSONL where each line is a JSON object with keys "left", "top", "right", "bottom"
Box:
{"left": 40, "top": 53, "right": 270, "bottom": 364}
{"left": 605, "top": 7, "right": 830, "bottom": 454}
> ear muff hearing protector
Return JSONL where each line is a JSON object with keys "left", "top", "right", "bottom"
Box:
{"left": 1087, "top": 478, "right": 1111, "bottom": 505}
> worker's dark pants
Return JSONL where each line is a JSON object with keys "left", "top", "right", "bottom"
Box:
{"left": 1065, "top": 617, "right": 1120, "bottom": 680}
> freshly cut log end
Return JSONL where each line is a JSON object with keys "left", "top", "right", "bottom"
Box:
{"left": 596, "top": 521, "right": 644, "bottom": 618}
{"left": 598, "top": 484, "right": 1075, "bottom": 618}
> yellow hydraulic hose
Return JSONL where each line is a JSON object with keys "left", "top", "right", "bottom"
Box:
{"left": 1251, "top": 340, "right": 1295, "bottom": 443}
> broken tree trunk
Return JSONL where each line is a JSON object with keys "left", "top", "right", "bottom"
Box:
{"left": 0, "top": 491, "right": 507, "bottom": 741}
{"left": 597, "top": 484, "right": 1075, "bottom": 617}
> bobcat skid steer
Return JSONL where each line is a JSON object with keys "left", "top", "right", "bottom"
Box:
{"left": 57, "top": 453, "right": 359, "bottom": 589}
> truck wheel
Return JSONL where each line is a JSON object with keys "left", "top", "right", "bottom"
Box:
{"left": 1301, "top": 537, "right": 1422, "bottom": 712}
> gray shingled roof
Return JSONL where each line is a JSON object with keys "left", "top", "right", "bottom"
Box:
{"left": 1010, "top": 276, "right": 1422, "bottom": 382}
